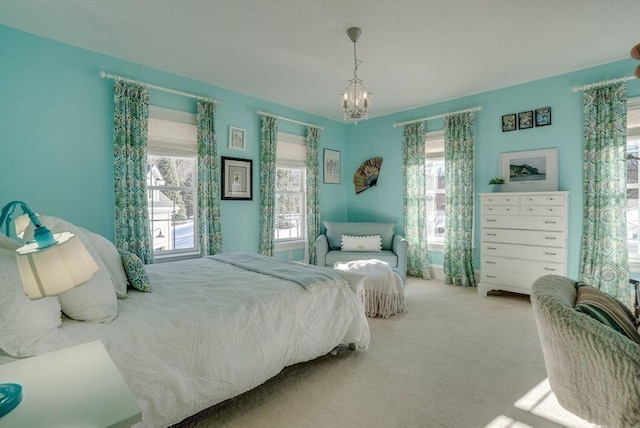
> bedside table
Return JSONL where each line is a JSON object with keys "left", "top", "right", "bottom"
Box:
{"left": 0, "top": 340, "right": 142, "bottom": 427}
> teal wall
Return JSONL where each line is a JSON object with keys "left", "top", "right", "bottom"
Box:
{"left": 346, "top": 60, "right": 640, "bottom": 278}
{"left": 0, "top": 25, "right": 350, "bottom": 255}
{"left": 2, "top": 25, "right": 639, "bottom": 276}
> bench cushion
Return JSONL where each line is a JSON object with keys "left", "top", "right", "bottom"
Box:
{"left": 323, "top": 221, "right": 395, "bottom": 250}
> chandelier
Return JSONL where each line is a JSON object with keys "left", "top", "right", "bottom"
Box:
{"left": 341, "top": 27, "right": 372, "bottom": 124}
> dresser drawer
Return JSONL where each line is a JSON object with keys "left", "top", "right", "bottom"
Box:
{"left": 481, "top": 242, "right": 565, "bottom": 263}
{"left": 481, "top": 195, "right": 519, "bottom": 206}
{"left": 482, "top": 215, "right": 564, "bottom": 231}
{"left": 481, "top": 228, "right": 565, "bottom": 248}
{"left": 520, "top": 205, "right": 565, "bottom": 216}
{"left": 480, "top": 269, "right": 542, "bottom": 291}
{"left": 481, "top": 205, "right": 520, "bottom": 215}
{"left": 521, "top": 194, "right": 566, "bottom": 206}
{"left": 482, "top": 257, "right": 565, "bottom": 276}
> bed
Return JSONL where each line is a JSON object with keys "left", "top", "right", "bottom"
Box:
{"left": 0, "top": 216, "right": 370, "bottom": 427}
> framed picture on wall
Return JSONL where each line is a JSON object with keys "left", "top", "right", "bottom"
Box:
{"left": 518, "top": 111, "right": 534, "bottom": 130}
{"left": 228, "top": 126, "right": 246, "bottom": 150}
{"left": 324, "top": 149, "right": 341, "bottom": 184}
{"left": 500, "top": 148, "right": 558, "bottom": 192}
{"left": 535, "top": 107, "right": 552, "bottom": 127}
{"left": 501, "top": 114, "right": 516, "bottom": 132}
{"left": 221, "top": 156, "right": 252, "bottom": 200}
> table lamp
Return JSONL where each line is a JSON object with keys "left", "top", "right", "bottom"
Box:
{"left": 0, "top": 200, "right": 99, "bottom": 416}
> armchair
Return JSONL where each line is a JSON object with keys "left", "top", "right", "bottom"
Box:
{"left": 314, "top": 221, "right": 408, "bottom": 282}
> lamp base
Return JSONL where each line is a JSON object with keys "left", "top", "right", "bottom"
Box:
{"left": 0, "top": 383, "right": 22, "bottom": 417}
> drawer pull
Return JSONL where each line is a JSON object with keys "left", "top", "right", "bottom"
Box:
{"left": 505, "top": 208, "right": 510, "bottom": 211}
{"left": 544, "top": 268, "right": 557, "bottom": 271}
{"left": 544, "top": 221, "right": 557, "bottom": 224}
{"left": 486, "top": 261, "right": 496, "bottom": 264}
{"left": 487, "top": 246, "right": 497, "bottom": 250}
{"left": 486, "top": 219, "right": 497, "bottom": 222}
{"left": 487, "top": 233, "right": 497, "bottom": 236}
{"left": 544, "top": 251, "right": 557, "bottom": 256}
{"left": 545, "top": 236, "right": 557, "bottom": 240}
{"left": 486, "top": 275, "right": 496, "bottom": 279}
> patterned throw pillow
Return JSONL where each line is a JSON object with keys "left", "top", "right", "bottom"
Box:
{"left": 574, "top": 284, "right": 640, "bottom": 344}
{"left": 119, "top": 250, "right": 152, "bottom": 292}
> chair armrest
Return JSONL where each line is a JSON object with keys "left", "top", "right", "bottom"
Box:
{"left": 315, "top": 234, "right": 329, "bottom": 266}
{"left": 392, "top": 234, "right": 408, "bottom": 281}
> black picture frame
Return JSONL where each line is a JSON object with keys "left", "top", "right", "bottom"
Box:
{"left": 535, "top": 107, "right": 552, "bottom": 127}
{"left": 518, "top": 111, "right": 534, "bottom": 130}
{"left": 221, "top": 156, "right": 252, "bottom": 200}
{"left": 502, "top": 114, "right": 516, "bottom": 132}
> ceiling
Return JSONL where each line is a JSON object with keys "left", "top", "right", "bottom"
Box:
{"left": 1, "top": 0, "right": 639, "bottom": 122}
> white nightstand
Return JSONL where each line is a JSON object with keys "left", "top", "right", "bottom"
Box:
{"left": 0, "top": 340, "right": 142, "bottom": 427}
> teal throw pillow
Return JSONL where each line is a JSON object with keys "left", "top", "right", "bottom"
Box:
{"left": 118, "top": 250, "right": 151, "bottom": 292}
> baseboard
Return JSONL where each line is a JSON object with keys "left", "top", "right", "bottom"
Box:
{"left": 427, "top": 265, "right": 480, "bottom": 284}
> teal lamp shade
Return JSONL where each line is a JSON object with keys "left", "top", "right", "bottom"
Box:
{"left": 16, "top": 231, "right": 98, "bottom": 299}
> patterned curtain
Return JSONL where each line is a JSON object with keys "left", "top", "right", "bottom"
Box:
{"left": 402, "top": 122, "right": 430, "bottom": 279}
{"left": 443, "top": 112, "right": 476, "bottom": 287}
{"left": 113, "top": 80, "right": 154, "bottom": 264}
{"left": 580, "top": 82, "right": 630, "bottom": 305}
{"left": 258, "top": 115, "right": 278, "bottom": 256}
{"left": 306, "top": 126, "right": 320, "bottom": 264}
{"left": 196, "top": 99, "right": 223, "bottom": 256}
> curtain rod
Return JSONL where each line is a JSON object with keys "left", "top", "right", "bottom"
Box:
{"left": 572, "top": 76, "right": 635, "bottom": 92}
{"left": 257, "top": 110, "right": 324, "bottom": 130}
{"left": 392, "top": 106, "right": 482, "bottom": 128}
{"left": 99, "top": 71, "right": 224, "bottom": 105}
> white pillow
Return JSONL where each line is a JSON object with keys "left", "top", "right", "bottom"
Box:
{"left": 0, "top": 248, "right": 63, "bottom": 357}
{"left": 341, "top": 235, "right": 382, "bottom": 252}
{"left": 86, "top": 231, "right": 128, "bottom": 298}
{"left": 0, "top": 233, "right": 20, "bottom": 250}
{"left": 24, "top": 215, "right": 118, "bottom": 323}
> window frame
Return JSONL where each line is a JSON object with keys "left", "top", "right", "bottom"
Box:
{"left": 425, "top": 130, "right": 445, "bottom": 251}
{"left": 274, "top": 132, "right": 307, "bottom": 250}
{"left": 146, "top": 106, "right": 200, "bottom": 260}
{"left": 627, "top": 97, "right": 640, "bottom": 271}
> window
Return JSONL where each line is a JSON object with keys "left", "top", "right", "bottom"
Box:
{"left": 275, "top": 133, "right": 306, "bottom": 244}
{"left": 627, "top": 98, "right": 640, "bottom": 262}
{"left": 146, "top": 107, "right": 198, "bottom": 256}
{"left": 425, "top": 130, "right": 445, "bottom": 244}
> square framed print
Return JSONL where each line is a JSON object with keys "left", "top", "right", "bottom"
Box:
{"left": 500, "top": 148, "right": 558, "bottom": 192}
{"left": 228, "top": 126, "right": 246, "bottom": 150}
{"left": 518, "top": 111, "right": 534, "bottom": 130}
{"left": 221, "top": 156, "right": 252, "bottom": 200}
{"left": 323, "top": 149, "right": 341, "bottom": 184}
{"left": 535, "top": 107, "right": 552, "bottom": 127}
{"left": 502, "top": 114, "right": 517, "bottom": 132}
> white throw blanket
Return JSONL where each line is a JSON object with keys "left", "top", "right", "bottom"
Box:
{"left": 334, "top": 259, "right": 407, "bottom": 318}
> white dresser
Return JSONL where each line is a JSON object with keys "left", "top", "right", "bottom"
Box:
{"left": 478, "top": 191, "right": 569, "bottom": 296}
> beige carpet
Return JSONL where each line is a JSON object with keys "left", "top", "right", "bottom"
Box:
{"left": 174, "top": 278, "right": 597, "bottom": 428}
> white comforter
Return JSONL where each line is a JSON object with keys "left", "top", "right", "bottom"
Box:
{"left": 3, "top": 257, "right": 370, "bottom": 427}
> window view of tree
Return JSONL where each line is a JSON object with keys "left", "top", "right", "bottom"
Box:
{"left": 426, "top": 159, "right": 445, "bottom": 241}
{"left": 627, "top": 119, "right": 640, "bottom": 258}
{"left": 275, "top": 167, "right": 305, "bottom": 241}
{"left": 147, "top": 154, "right": 197, "bottom": 253}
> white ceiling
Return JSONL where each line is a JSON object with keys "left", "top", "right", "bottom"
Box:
{"left": 1, "top": 0, "right": 639, "bottom": 122}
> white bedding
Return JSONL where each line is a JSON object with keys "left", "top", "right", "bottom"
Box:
{"left": 1, "top": 257, "right": 370, "bottom": 427}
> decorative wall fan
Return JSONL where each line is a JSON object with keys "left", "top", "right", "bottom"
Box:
{"left": 353, "top": 157, "right": 383, "bottom": 194}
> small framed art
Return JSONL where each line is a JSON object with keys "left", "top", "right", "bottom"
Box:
{"left": 221, "top": 156, "right": 252, "bottom": 200}
{"left": 518, "top": 111, "right": 533, "bottom": 130}
{"left": 323, "top": 149, "right": 341, "bottom": 184}
{"left": 535, "top": 107, "right": 552, "bottom": 127}
{"left": 502, "top": 114, "right": 516, "bottom": 132}
{"left": 228, "top": 126, "right": 246, "bottom": 150}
